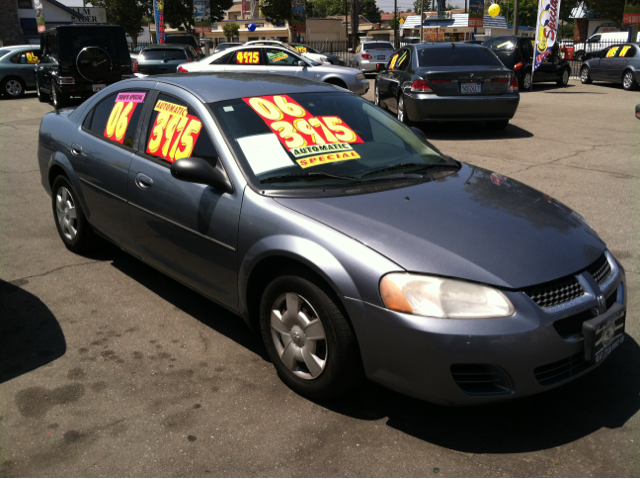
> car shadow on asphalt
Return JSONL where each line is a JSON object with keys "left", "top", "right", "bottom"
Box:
{"left": 420, "top": 121, "right": 534, "bottom": 141}
{"left": 0, "top": 279, "right": 66, "bottom": 384}
{"left": 89, "top": 238, "right": 270, "bottom": 361}
{"left": 316, "top": 334, "right": 640, "bottom": 454}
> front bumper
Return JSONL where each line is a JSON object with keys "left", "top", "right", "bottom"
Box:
{"left": 404, "top": 92, "right": 520, "bottom": 122}
{"left": 342, "top": 261, "right": 626, "bottom": 405}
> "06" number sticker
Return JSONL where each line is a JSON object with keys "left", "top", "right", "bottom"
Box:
{"left": 146, "top": 100, "right": 202, "bottom": 163}
{"left": 104, "top": 101, "right": 139, "bottom": 144}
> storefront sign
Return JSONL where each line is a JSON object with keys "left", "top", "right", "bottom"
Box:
{"left": 469, "top": 0, "right": 484, "bottom": 27}
{"left": 624, "top": 0, "right": 640, "bottom": 25}
{"left": 70, "top": 7, "right": 107, "bottom": 23}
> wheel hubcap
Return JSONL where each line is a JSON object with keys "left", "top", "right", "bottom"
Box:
{"left": 582, "top": 69, "right": 589, "bottom": 81}
{"left": 55, "top": 186, "right": 78, "bottom": 241}
{"left": 524, "top": 74, "right": 531, "bottom": 89}
{"left": 6, "top": 80, "right": 21, "bottom": 96}
{"left": 375, "top": 86, "right": 379, "bottom": 105}
{"left": 398, "top": 98, "right": 404, "bottom": 122}
{"left": 624, "top": 73, "right": 632, "bottom": 88}
{"left": 270, "top": 292, "right": 327, "bottom": 380}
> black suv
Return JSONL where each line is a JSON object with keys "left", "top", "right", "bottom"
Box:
{"left": 35, "top": 25, "right": 132, "bottom": 108}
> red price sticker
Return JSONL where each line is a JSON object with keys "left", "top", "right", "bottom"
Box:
{"left": 236, "top": 51, "right": 260, "bottom": 64}
{"left": 243, "top": 95, "right": 363, "bottom": 164}
{"left": 146, "top": 100, "right": 202, "bottom": 163}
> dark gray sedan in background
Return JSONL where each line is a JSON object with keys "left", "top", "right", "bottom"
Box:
{"left": 375, "top": 43, "right": 520, "bottom": 129}
{"left": 38, "top": 73, "right": 626, "bottom": 405}
{"left": 580, "top": 43, "right": 640, "bottom": 91}
{"left": 134, "top": 44, "right": 199, "bottom": 76}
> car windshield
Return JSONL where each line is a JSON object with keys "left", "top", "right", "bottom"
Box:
{"left": 418, "top": 46, "right": 503, "bottom": 67}
{"left": 484, "top": 38, "right": 516, "bottom": 52}
{"left": 141, "top": 49, "right": 187, "bottom": 60}
{"left": 364, "top": 42, "right": 394, "bottom": 51}
{"left": 209, "top": 92, "right": 451, "bottom": 191}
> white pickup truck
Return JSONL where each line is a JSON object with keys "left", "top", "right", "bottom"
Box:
{"left": 574, "top": 31, "right": 640, "bottom": 61}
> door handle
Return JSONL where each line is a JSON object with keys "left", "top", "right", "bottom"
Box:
{"left": 135, "top": 172, "right": 153, "bottom": 189}
{"left": 71, "top": 143, "right": 82, "bottom": 156}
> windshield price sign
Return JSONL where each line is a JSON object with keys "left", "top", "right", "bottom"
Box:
{"left": 244, "top": 95, "right": 363, "bottom": 167}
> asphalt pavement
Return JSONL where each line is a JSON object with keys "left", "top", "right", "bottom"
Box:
{"left": 1, "top": 79, "right": 639, "bottom": 477}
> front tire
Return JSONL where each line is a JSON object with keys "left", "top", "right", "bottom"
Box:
{"left": 51, "top": 176, "right": 94, "bottom": 253}
{"left": 397, "top": 94, "right": 410, "bottom": 124}
{"left": 622, "top": 70, "right": 638, "bottom": 91}
{"left": 1, "top": 77, "right": 25, "bottom": 98}
{"left": 260, "top": 273, "right": 362, "bottom": 400}
{"left": 374, "top": 83, "right": 386, "bottom": 110}
{"left": 557, "top": 68, "right": 570, "bottom": 86}
{"left": 521, "top": 71, "right": 532, "bottom": 90}
{"left": 581, "top": 66, "right": 592, "bottom": 84}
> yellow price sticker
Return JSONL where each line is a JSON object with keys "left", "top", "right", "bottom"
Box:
{"left": 606, "top": 47, "right": 620, "bottom": 58}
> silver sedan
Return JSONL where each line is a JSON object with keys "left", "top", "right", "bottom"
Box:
{"left": 176, "top": 45, "right": 369, "bottom": 95}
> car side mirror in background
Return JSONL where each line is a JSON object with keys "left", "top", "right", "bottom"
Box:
{"left": 170, "top": 157, "right": 234, "bottom": 193}
{"left": 636, "top": 104, "right": 640, "bottom": 120}
{"left": 298, "top": 60, "right": 307, "bottom": 67}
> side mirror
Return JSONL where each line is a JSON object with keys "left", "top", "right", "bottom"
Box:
{"left": 170, "top": 157, "right": 234, "bottom": 193}
{"left": 298, "top": 60, "right": 307, "bottom": 67}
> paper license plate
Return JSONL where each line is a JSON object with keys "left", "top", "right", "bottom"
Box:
{"left": 377, "top": 55, "right": 385, "bottom": 60}
{"left": 583, "top": 306, "right": 625, "bottom": 363}
{"left": 461, "top": 83, "right": 481, "bottom": 93}
{"left": 92, "top": 84, "right": 106, "bottom": 92}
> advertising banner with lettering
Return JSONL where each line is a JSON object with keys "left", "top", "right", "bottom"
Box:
{"left": 194, "top": 0, "right": 212, "bottom": 33}
{"left": 154, "top": 0, "right": 165, "bottom": 44}
{"left": 70, "top": 7, "right": 107, "bottom": 23}
{"left": 291, "top": 0, "right": 306, "bottom": 34}
{"left": 468, "top": 0, "right": 484, "bottom": 28}
{"left": 533, "top": 0, "right": 561, "bottom": 72}
{"left": 624, "top": 0, "right": 640, "bottom": 25}
{"left": 34, "top": 0, "right": 46, "bottom": 32}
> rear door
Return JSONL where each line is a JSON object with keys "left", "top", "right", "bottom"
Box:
{"left": 600, "top": 45, "right": 623, "bottom": 81}
{"left": 264, "top": 48, "right": 311, "bottom": 78}
{"left": 69, "top": 87, "right": 151, "bottom": 244}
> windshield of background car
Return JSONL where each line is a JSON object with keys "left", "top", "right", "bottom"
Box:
{"left": 209, "top": 92, "right": 448, "bottom": 190}
{"left": 141, "top": 49, "right": 188, "bottom": 60}
{"left": 58, "top": 28, "right": 128, "bottom": 60}
{"left": 484, "top": 38, "right": 516, "bottom": 52}
{"left": 364, "top": 42, "right": 394, "bottom": 51}
{"left": 418, "top": 46, "right": 503, "bottom": 67}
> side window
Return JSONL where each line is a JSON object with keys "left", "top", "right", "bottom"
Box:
{"left": 26, "top": 51, "right": 39, "bottom": 63}
{"left": 396, "top": 49, "right": 410, "bottom": 70}
{"left": 605, "top": 46, "right": 621, "bottom": 58}
{"left": 621, "top": 45, "right": 637, "bottom": 58}
{"left": 212, "top": 51, "right": 234, "bottom": 64}
{"left": 88, "top": 90, "right": 149, "bottom": 148}
{"left": 230, "top": 49, "right": 262, "bottom": 65}
{"left": 48, "top": 33, "right": 58, "bottom": 57}
{"left": 588, "top": 35, "right": 601, "bottom": 43}
{"left": 522, "top": 40, "right": 533, "bottom": 59}
{"left": 388, "top": 52, "right": 399, "bottom": 70}
{"left": 265, "top": 49, "right": 299, "bottom": 66}
{"left": 9, "top": 53, "right": 20, "bottom": 64}
{"left": 145, "top": 94, "right": 217, "bottom": 164}
{"left": 355, "top": 44, "right": 361, "bottom": 53}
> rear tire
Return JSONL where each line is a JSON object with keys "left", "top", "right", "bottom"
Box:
{"left": 486, "top": 120, "right": 509, "bottom": 130}
{"left": 521, "top": 72, "right": 532, "bottom": 90}
{"left": 260, "top": 273, "right": 362, "bottom": 400}
{"left": 622, "top": 70, "right": 638, "bottom": 91}
{"left": 580, "top": 66, "right": 592, "bottom": 84}
{"left": 557, "top": 68, "right": 570, "bottom": 86}
{"left": 397, "top": 94, "right": 411, "bottom": 124}
{"left": 51, "top": 176, "right": 94, "bottom": 253}
{"left": 1, "top": 77, "right": 25, "bottom": 98}
{"left": 374, "top": 83, "right": 386, "bottom": 110}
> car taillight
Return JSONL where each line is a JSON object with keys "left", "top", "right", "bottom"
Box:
{"left": 514, "top": 62, "right": 523, "bottom": 71}
{"left": 187, "top": 59, "right": 193, "bottom": 62}
{"left": 507, "top": 76, "right": 519, "bottom": 92}
{"left": 361, "top": 53, "right": 372, "bottom": 59}
{"left": 411, "top": 79, "right": 432, "bottom": 93}
{"left": 177, "top": 65, "right": 188, "bottom": 73}
{"left": 132, "top": 60, "right": 139, "bottom": 73}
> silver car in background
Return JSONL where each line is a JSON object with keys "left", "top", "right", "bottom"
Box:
{"left": 177, "top": 45, "right": 369, "bottom": 95}
{"left": 350, "top": 41, "right": 397, "bottom": 73}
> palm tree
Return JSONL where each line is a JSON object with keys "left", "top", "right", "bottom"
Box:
{"left": 0, "top": 0, "right": 28, "bottom": 45}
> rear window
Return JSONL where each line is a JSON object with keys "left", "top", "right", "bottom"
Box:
{"left": 418, "top": 47, "right": 503, "bottom": 67}
{"left": 141, "top": 49, "right": 187, "bottom": 60}
{"left": 165, "top": 35, "right": 197, "bottom": 48}
{"left": 485, "top": 38, "right": 516, "bottom": 52}
{"left": 364, "top": 42, "right": 394, "bottom": 51}
{"left": 58, "top": 27, "right": 128, "bottom": 60}
{"left": 89, "top": 90, "right": 149, "bottom": 148}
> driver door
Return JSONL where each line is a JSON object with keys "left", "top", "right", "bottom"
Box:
{"left": 264, "top": 48, "right": 312, "bottom": 79}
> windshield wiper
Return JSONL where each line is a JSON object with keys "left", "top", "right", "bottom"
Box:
{"left": 260, "top": 172, "right": 359, "bottom": 184}
{"left": 361, "top": 161, "right": 458, "bottom": 178}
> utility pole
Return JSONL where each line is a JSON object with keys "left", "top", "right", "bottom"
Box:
{"left": 419, "top": 0, "right": 424, "bottom": 44}
{"left": 513, "top": 0, "right": 519, "bottom": 36}
{"left": 465, "top": 0, "right": 468, "bottom": 14}
{"left": 394, "top": 0, "right": 398, "bottom": 48}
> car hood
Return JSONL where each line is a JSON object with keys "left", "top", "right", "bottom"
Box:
{"left": 275, "top": 164, "right": 605, "bottom": 289}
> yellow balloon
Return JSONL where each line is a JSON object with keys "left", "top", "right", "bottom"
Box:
{"left": 488, "top": 3, "right": 500, "bottom": 17}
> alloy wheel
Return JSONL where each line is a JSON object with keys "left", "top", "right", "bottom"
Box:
{"left": 398, "top": 96, "right": 404, "bottom": 122}
{"left": 55, "top": 186, "right": 78, "bottom": 241}
{"left": 374, "top": 85, "right": 379, "bottom": 106}
{"left": 523, "top": 73, "right": 532, "bottom": 90}
{"left": 5, "top": 79, "right": 23, "bottom": 97}
{"left": 562, "top": 70, "right": 569, "bottom": 85}
{"left": 623, "top": 72, "right": 633, "bottom": 90}
{"left": 270, "top": 292, "right": 327, "bottom": 380}
{"left": 581, "top": 67, "right": 590, "bottom": 83}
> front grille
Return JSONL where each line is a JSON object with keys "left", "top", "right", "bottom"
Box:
{"left": 552, "top": 287, "right": 619, "bottom": 340}
{"left": 588, "top": 254, "right": 612, "bottom": 286}
{"left": 451, "top": 364, "right": 512, "bottom": 396}
{"left": 524, "top": 275, "right": 584, "bottom": 308}
{"left": 534, "top": 352, "right": 588, "bottom": 386}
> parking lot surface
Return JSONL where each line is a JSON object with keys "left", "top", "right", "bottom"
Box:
{"left": 1, "top": 79, "right": 639, "bottom": 477}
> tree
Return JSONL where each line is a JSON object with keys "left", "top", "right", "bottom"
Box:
{"left": 389, "top": 16, "right": 400, "bottom": 29}
{"left": 223, "top": 22, "right": 240, "bottom": 40}
{"left": 0, "top": 0, "right": 27, "bottom": 46}
{"left": 583, "top": 0, "right": 625, "bottom": 26}
{"left": 307, "top": 0, "right": 344, "bottom": 18}
{"left": 361, "top": 0, "right": 381, "bottom": 22}
{"left": 164, "top": 0, "right": 194, "bottom": 31}
{"left": 497, "top": 0, "right": 538, "bottom": 27}
{"left": 86, "top": 0, "right": 151, "bottom": 48}
{"left": 210, "top": 0, "right": 237, "bottom": 23}
{"left": 262, "top": 0, "right": 294, "bottom": 39}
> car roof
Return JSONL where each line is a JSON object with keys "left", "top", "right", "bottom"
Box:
{"left": 413, "top": 42, "right": 486, "bottom": 50}
{"left": 119, "top": 72, "right": 346, "bottom": 103}
{"left": 0, "top": 44, "right": 36, "bottom": 51}
{"left": 141, "top": 44, "right": 189, "bottom": 50}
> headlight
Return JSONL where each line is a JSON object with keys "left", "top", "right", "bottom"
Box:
{"left": 380, "top": 273, "right": 515, "bottom": 319}
{"left": 356, "top": 73, "right": 366, "bottom": 81}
